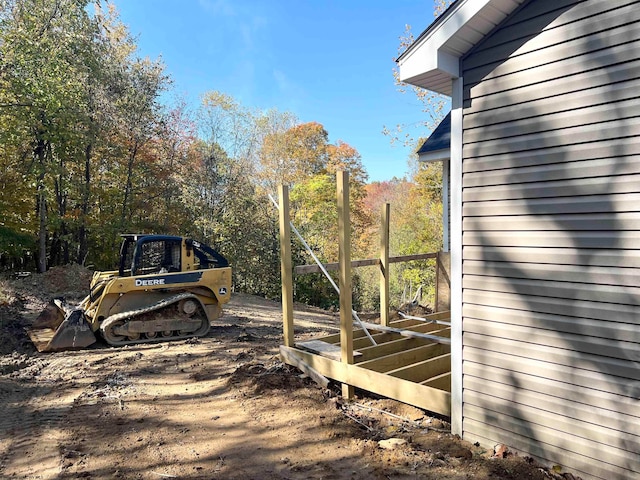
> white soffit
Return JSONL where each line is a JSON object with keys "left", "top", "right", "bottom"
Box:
{"left": 419, "top": 149, "right": 450, "bottom": 163}
{"left": 397, "top": 0, "right": 525, "bottom": 95}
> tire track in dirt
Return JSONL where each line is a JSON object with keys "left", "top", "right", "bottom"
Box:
{"left": 0, "top": 359, "right": 64, "bottom": 478}
{"left": 0, "top": 352, "right": 121, "bottom": 478}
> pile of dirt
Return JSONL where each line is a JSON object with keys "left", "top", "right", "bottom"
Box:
{"left": 0, "top": 264, "right": 94, "bottom": 355}
{"left": 227, "top": 362, "right": 314, "bottom": 395}
{"left": 393, "top": 301, "right": 434, "bottom": 318}
{"left": 12, "top": 264, "right": 94, "bottom": 302}
{"left": 0, "top": 279, "right": 33, "bottom": 355}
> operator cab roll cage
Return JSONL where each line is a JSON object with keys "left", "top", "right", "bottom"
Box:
{"left": 118, "top": 234, "right": 228, "bottom": 277}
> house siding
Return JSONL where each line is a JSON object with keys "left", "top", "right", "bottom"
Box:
{"left": 459, "top": 1, "right": 640, "bottom": 479}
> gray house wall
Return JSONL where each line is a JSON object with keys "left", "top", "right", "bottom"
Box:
{"left": 459, "top": 1, "right": 640, "bottom": 479}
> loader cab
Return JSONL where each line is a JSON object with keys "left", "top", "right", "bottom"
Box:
{"left": 118, "top": 234, "right": 229, "bottom": 277}
{"left": 119, "top": 234, "right": 183, "bottom": 277}
{"left": 186, "top": 239, "right": 229, "bottom": 270}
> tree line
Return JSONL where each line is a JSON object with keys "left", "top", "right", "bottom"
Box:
{"left": 0, "top": 0, "right": 443, "bottom": 310}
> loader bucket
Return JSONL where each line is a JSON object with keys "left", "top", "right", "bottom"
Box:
{"left": 32, "top": 298, "right": 67, "bottom": 329}
{"left": 27, "top": 309, "right": 97, "bottom": 352}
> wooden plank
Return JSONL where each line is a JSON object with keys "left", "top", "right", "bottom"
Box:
{"left": 294, "top": 253, "right": 437, "bottom": 275}
{"left": 387, "top": 353, "right": 451, "bottom": 383}
{"left": 280, "top": 346, "right": 330, "bottom": 388}
{"left": 421, "top": 372, "right": 451, "bottom": 392}
{"left": 295, "top": 258, "right": 377, "bottom": 274}
{"left": 353, "top": 322, "right": 447, "bottom": 349}
{"left": 317, "top": 326, "right": 382, "bottom": 345}
{"left": 315, "top": 318, "right": 425, "bottom": 345}
{"left": 403, "top": 311, "right": 451, "bottom": 322}
{"left": 337, "top": 171, "right": 354, "bottom": 399}
{"left": 297, "top": 340, "right": 362, "bottom": 361}
{"left": 436, "top": 252, "right": 450, "bottom": 312}
{"left": 380, "top": 203, "right": 390, "bottom": 326}
{"left": 355, "top": 337, "right": 429, "bottom": 362}
{"left": 278, "top": 185, "right": 294, "bottom": 347}
{"left": 357, "top": 343, "right": 450, "bottom": 373}
{"left": 279, "top": 345, "right": 451, "bottom": 416}
{"left": 389, "top": 318, "right": 426, "bottom": 328}
{"left": 352, "top": 331, "right": 403, "bottom": 350}
{"left": 359, "top": 321, "right": 452, "bottom": 345}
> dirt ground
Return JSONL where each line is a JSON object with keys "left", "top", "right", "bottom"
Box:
{"left": 0, "top": 266, "right": 569, "bottom": 479}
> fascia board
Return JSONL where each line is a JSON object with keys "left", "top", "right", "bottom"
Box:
{"left": 418, "top": 150, "right": 450, "bottom": 163}
{"left": 398, "top": 0, "right": 493, "bottom": 91}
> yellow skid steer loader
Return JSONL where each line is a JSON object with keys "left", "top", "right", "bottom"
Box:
{"left": 28, "top": 234, "right": 232, "bottom": 352}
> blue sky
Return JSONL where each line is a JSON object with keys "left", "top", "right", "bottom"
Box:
{"left": 116, "top": 1, "right": 441, "bottom": 183}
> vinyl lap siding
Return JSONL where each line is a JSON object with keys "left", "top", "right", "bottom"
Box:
{"left": 459, "top": 1, "right": 640, "bottom": 479}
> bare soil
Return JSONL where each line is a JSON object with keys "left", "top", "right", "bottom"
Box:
{"left": 0, "top": 266, "right": 566, "bottom": 479}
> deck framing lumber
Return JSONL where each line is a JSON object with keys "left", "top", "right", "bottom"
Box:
{"left": 278, "top": 185, "right": 294, "bottom": 347}
{"left": 280, "top": 347, "right": 330, "bottom": 388}
{"left": 294, "top": 253, "right": 438, "bottom": 275}
{"left": 337, "top": 171, "right": 354, "bottom": 399}
{"left": 422, "top": 372, "right": 451, "bottom": 392}
{"left": 277, "top": 172, "right": 452, "bottom": 417}
{"left": 280, "top": 345, "right": 452, "bottom": 416}
{"left": 354, "top": 337, "right": 430, "bottom": 361}
{"left": 386, "top": 353, "right": 451, "bottom": 383}
{"left": 380, "top": 203, "right": 390, "bottom": 326}
{"left": 356, "top": 343, "right": 450, "bottom": 373}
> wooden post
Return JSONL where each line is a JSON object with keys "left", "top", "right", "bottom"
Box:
{"left": 380, "top": 203, "right": 390, "bottom": 327}
{"left": 337, "top": 171, "right": 354, "bottom": 399}
{"left": 435, "top": 251, "right": 451, "bottom": 313}
{"left": 278, "top": 185, "right": 294, "bottom": 347}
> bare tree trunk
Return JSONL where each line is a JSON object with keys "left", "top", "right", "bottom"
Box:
{"left": 37, "top": 183, "right": 47, "bottom": 273}
{"left": 34, "top": 135, "right": 48, "bottom": 273}
{"left": 50, "top": 230, "right": 60, "bottom": 265}
{"left": 77, "top": 142, "right": 91, "bottom": 264}
{"left": 53, "top": 173, "right": 65, "bottom": 266}
{"left": 121, "top": 142, "right": 138, "bottom": 229}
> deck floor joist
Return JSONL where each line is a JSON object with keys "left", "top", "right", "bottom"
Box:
{"left": 281, "top": 313, "right": 452, "bottom": 416}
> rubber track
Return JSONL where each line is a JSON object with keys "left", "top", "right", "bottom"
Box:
{"left": 99, "top": 293, "right": 210, "bottom": 347}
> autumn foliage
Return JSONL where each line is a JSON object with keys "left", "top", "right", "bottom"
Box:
{"left": 0, "top": 0, "right": 444, "bottom": 310}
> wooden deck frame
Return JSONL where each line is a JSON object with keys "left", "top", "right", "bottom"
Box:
{"left": 278, "top": 172, "right": 452, "bottom": 417}
{"left": 279, "top": 344, "right": 451, "bottom": 415}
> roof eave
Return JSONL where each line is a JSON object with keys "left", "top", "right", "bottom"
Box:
{"left": 419, "top": 149, "right": 450, "bottom": 163}
{"left": 397, "top": 0, "right": 526, "bottom": 95}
